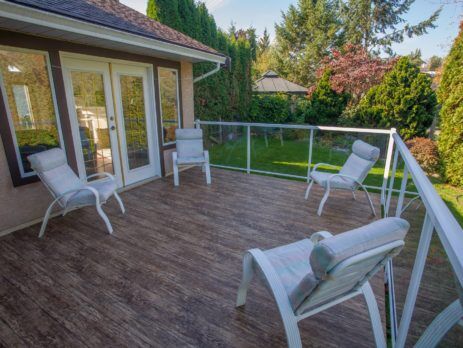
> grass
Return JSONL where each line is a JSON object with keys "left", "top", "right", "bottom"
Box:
{"left": 207, "top": 133, "right": 463, "bottom": 226}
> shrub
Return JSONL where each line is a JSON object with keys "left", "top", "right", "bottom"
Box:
{"left": 300, "top": 70, "right": 349, "bottom": 125}
{"left": 437, "top": 22, "right": 463, "bottom": 186}
{"left": 247, "top": 93, "right": 291, "bottom": 123}
{"left": 405, "top": 137, "right": 440, "bottom": 174}
{"left": 354, "top": 57, "right": 437, "bottom": 140}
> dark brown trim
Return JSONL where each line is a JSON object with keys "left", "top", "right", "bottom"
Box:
{"left": 0, "top": 30, "right": 187, "bottom": 183}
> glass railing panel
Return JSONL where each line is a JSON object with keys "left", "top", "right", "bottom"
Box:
{"left": 202, "top": 124, "right": 247, "bottom": 170}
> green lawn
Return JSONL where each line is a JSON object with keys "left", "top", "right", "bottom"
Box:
{"left": 207, "top": 133, "right": 463, "bottom": 226}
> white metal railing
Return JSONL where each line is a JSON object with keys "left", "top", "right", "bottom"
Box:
{"left": 196, "top": 119, "right": 463, "bottom": 347}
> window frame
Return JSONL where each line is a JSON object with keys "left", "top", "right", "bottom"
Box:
{"left": 0, "top": 45, "right": 65, "bottom": 184}
{"left": 157, "top": 67, "right": 181, "bottom": 146}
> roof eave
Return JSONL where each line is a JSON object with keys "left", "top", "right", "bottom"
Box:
{"left": 0, "top": 0, "right": 227, "bottom": 64}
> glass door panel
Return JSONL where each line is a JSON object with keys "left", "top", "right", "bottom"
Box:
{"left": 119, "top": 75, "right": 149, "bottom": 169}
{"left": 113, "top": 64, "right": 158, "bottom": 185}
{"left": 71, "top": 71, "right": 114, "bottom": 178}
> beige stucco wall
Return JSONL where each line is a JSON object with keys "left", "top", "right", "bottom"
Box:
{"left": 0, "top": 134, "right": 53, "bottom": 233}
{"left": 163, "top": 60, "right": 195, "bottom": 175}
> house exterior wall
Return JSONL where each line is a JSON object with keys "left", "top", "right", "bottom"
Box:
{"left": 0, "top": 32, "right": 197, "bottom": 233}
{"left": 163, "top": 61, "right": 195, "bottom": 175}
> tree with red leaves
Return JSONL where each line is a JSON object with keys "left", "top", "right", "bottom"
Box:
{"left": 313, "top": 44, "right": 396, "bottom": 102}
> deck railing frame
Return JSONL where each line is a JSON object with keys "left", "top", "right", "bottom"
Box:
{"left": 195, "top": 119, "right": 463, "bottom": 347}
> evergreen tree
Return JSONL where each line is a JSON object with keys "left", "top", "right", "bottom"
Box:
{"left": 341, "top": 0, "right": 441, "bottom": 54}
{"left": 274, "top": 0, "right": 343, "bottom": 86}
{"left": 258, "top": 28, "right": 271, "bottom": 54}
{"left": 355, "top": 57, "right": 437, "bottom": 139}
{"left": 428, "top": 55, "right": 443, "bottom": 71}
{"left": 408, "top": 49, "right": 424, "bottom": 66}
{"left": 437, "top": 22, "right": 463, "bottom": 186}
{"left": 299, "top": 70, "right": 349, "bottom": 125}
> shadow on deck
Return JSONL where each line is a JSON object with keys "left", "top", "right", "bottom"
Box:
{"left": 0, "top": 168, "right": 461, "bottom": 347}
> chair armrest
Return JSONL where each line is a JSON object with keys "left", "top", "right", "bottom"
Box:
{"left": 310, "top": 231, "right": 334, "bottom": 244}
{"left": 312, "top": 163, "right": 338, "bottom": 173}
{"left": 86, "top": 172, "right": 115, "bottom": 181}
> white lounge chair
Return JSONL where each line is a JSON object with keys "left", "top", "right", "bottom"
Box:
{"left": 305, "top": 139, "right": 380, "bottom": 216}
{"left": 236, "top": 217, "right": 410, "bottom": 348}
{"left": 172, "top": 128, "right": 211, "bottom": 186}
{"left": 28, "top": 148, "right": 125, "bottom": 238}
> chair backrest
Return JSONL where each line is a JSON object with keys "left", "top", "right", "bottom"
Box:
{"left": 339, "top": 140, "right": 380, "bottom": 184}
{"left": 295, "top": 217, "right": 409, "bottom": 315}
{"left": 175, "top": 128, "right": 204, "bottom": 159}
{"left": 28, "top": 148, "right": 84, "bottom": 206}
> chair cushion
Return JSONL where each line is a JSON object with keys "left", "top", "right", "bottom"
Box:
{"left": 310, "top": 217, "right": 410, "bottom": 280}
{"left": 310, "top": 171, "right": 356, "bottom": 189}
{"left": 176, "top": 128, "right": 203, "bottom": 140}
{"left": 352, "top": 140, "right": 380, "bottom": 161}
{"left": 41, "top": 164, "right": 85, "bottom": 205}
{"left": 339, "top": 153, "right": 373, "bottom": 183}
{"left": 176, "top": 128, "right": 205, "bottom": 159}
{"left": 176, "top": 156, "right": 206, "bottom": 165}
{"left": 67, "top": 179, "right": 116, "bottom": 208}
{"left": 28, "top": 148, "right": 67, "bottom": 172}
{"left": 264, "top": 239, "right": 318, "bottom": 310}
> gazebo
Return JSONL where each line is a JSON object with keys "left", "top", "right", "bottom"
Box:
{"left": 253, "top": 70, "right": 308, "bottom": 95}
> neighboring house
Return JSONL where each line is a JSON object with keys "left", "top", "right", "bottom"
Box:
{"left": 0, "top": 0, "right": 227, "bottom": 233}
{"left": 253, "top": 71, "right": 308, "bottom": 95}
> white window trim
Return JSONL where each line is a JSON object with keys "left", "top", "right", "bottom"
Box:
{"left": 157, "top": 67, "right": 181, "bottom": 146}
{"left": 0, "top": 45, "right": 65, "bottom": 178}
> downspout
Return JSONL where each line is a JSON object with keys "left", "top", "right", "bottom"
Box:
{"left": 193, "top": 62, "right": 221, "bottom": 83}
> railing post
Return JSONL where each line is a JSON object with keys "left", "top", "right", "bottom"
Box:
{"left": 396, "top": 165, "right": 409, "bottom": 217}
{"left": 395, "top": 213, "right": 434, "bottom": 348}
{"left": 381, "top": 128, "right": 396, "bottom": 207}
{"left": 307, "top": 129, "right": 314, "bottom": 182}
{"left": 246, "top": 125, "right": 251, "bottom": 174}
{"left": 385, "top": 147, "right": 399, "bottom": 217}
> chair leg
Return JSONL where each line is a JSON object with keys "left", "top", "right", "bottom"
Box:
{"left": 39, "top": 200, "right": 59, "bottom": 238}
{"left": 236, "top": 252, "right": 254, "bottom": 307}
{"left": 304, "top": 180, "right": 314, "bottom": 200}
{"left": 114, "top": 191, "right": 125, "bottom": 214}
{"left": 96, "top": 204, "right": 113, "bottom": 234}
{"left": 362, "top": 282, "right": 386, "bottom": 348}
{"left": 205, "top": 163, "right": 211, "bottom": 185}
{"left": 173, "top": 163, "right": 180, "bottom": 186}
{"left": 317, "top": 187, "right": 330, "bottom": 216}
{"left": 360, "top": 184, "right": 376, "bottom": 216}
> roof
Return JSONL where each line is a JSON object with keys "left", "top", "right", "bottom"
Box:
{"left": 254, "top": 71, "right": 308, "bottom": 94}
{"left": 4, "top": 0, "right": 225, "bottom": 60}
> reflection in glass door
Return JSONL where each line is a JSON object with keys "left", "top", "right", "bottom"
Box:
{"left": 113, "top": 64, "right": 157, "bottom": 185}
{"left": 71, "top": 71, "right": 114, "bottom": 178}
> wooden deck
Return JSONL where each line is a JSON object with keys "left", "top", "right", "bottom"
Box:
{"left": 0, "top": 168, "right": 461, "bottom": 347}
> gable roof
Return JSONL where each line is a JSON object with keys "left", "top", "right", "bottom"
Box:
{"left": 254, "top": 71, "right": 308, "bottom": 94}
{"left": 3, "top": 0, "right": 225, "bottom": 61}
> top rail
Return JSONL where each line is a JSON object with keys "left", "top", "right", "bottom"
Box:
{"left": 393, "top": 133, "right": 463, "bottom": 286}
{"left": 196, "top": 120, "right": 393, "bottom": 135}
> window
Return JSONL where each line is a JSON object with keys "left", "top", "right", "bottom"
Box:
{"left": 0, "top": 47, "right": 62, "bottom": 178}
{"left": 158, "top": 68, "right": 180, "bottom": 145}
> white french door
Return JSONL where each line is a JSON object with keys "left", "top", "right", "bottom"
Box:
{"left": 62, "top": 57, "right": 160, "bottom": 187}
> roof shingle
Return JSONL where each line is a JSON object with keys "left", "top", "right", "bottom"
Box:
{"left": 6, "top": 0, "right": 224, "bottom": 58}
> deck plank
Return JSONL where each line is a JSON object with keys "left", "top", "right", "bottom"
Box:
{"left": 0, "top": 168, "right": 404, "bottom": 347}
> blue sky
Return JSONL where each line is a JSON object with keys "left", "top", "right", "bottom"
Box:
{"left": 121, "top": 0, "right": 462, "bottom": 60}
